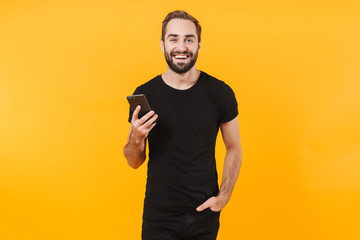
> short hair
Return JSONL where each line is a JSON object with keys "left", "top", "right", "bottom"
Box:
{"left": 161, "top": 10, "right": 202, "bottom": 42}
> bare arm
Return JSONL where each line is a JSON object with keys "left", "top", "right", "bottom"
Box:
{"left": 123, "top": 106, "right": 158, "bottom": 169}
{"left": 217, "top": 116, "right": 242, "bottom": 202}
{"left": 197, "top": 116, "right": 242, "bottom": 212}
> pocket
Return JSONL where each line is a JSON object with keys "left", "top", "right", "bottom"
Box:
{"left": 204, "top": 207, "right": 221, "bottom": 215}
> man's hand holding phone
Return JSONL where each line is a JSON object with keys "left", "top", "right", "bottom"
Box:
{"left": 129, "top": 105, "right": 158, "bottom": 144}
{"left": 124, "top": 94, "right": 157, "bottom": 169}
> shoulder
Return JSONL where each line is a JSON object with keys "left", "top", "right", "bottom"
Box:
{"left": 134, "top": 75, "right": 161, "bottom": 93}
{"left": 200, "top": 71, "right": 235, "bottom": 96}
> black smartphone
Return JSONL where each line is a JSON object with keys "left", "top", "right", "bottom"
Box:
{"left": 127, "top": 94, "right": 151, "bottom": 119}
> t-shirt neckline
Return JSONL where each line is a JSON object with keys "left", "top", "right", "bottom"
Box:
{"left": 159, "top": 71, "right": 204, "bottom": 92}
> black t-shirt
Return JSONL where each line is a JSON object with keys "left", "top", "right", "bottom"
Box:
{"left": 128, "top": 71, "right": 238, "bottom": 217}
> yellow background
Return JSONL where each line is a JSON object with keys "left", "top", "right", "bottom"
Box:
{"left": 1, "top": 0, "right": 360, "bottom": 239}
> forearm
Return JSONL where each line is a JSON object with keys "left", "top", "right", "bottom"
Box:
{"left": 196, "top": 117, "right": 241, "bottom": 212}
{"left": 218, "top": 146, "right": 242, "bottom": 201}
{"left": 124, "top": 106, "right": 157, "bottom": 169}
{"left": 123, "top": 131, "right": 146, "bottom": 169}
{"left": 196, "top": 146, "right": 242, "bottom": 212}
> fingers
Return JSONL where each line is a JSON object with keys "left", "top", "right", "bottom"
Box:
{"left": 137, "top": 110, "right": 156, "bottom": 126}
{"left": 131, "top": 105, "right": 142, "bottom": 123}
{"left": 131, "top": 106, "right": 157, "bottom": 127}
{"left": 142, "top": 112, "right": 158, "bottom": 129}
{"left": 130, "top": 108, "right": 158, "bottom": 142}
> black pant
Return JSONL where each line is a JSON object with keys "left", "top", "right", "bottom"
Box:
{"left": 142, "top": 208, "right": 220, "bottom": 240}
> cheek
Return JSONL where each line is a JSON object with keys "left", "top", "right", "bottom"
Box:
{"left": 191, "top": 46, "right": 199, "bottom": 54}
{"left": 163, "top": 44, "right": 169, "bottom": 52}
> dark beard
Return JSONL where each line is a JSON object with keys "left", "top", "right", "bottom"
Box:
{"left": 164, "top": 49, "right": 199, "bottom": 74}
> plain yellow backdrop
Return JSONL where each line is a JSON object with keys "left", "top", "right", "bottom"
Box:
{"left": 1, "top": 0, "right": 359, "bottom": 239}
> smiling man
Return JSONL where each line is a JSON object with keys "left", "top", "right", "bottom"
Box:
{"left": 123, "top": 10, "right": 242, "bottom": 240}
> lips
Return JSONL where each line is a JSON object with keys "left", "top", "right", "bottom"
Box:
{"left": 171, "top": 51, "right": 192, "bottom": 60}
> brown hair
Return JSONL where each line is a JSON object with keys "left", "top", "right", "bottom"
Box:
{"left": 161, "top": 10, "right": 201, "bottom": 42}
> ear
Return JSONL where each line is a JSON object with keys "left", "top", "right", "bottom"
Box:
{"left": 198, "top": 41, "right": 201, "bottom": 51}
{"left": 160, "top": 39, "right": 164, "bottom": 52}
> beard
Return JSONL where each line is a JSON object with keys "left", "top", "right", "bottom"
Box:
{"left": 164, "top": 47, "right": 199, "bottom": 74}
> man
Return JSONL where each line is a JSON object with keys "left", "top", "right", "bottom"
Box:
{"left": 123, "top": 10, "right": 242, "bottom": 240}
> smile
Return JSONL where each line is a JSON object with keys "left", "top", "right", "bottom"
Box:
{"left": 174, "top": 55, "right": 189, "bottom": 59}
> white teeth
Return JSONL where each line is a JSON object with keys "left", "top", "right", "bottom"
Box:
{"left": 175, "top": 55, "right": 187, "bottom": 59}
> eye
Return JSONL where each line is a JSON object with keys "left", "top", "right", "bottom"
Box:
{"left": 170, "top": 38, "right": 177, "bottom": 42}
{"left": 186, "top": 39, "right": 194, "bottom": 43}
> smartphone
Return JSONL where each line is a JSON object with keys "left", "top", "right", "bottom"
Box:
{"left": 127, "top": 94, "right": 152, "bottom": 119}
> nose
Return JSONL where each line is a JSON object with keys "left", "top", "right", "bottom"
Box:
{"left": 176, "top": 40, "right": 187, "bottom": 52}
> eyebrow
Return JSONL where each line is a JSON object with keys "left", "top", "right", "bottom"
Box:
{"left": 167, "top": 34, "right": 196, "bottom": 39}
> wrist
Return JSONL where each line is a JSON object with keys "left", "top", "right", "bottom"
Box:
{"left": 128, "top": 134, "right": 145, "bottom": 146}
{"left": 217, "top": 191, "right": 230, "bottom": 202}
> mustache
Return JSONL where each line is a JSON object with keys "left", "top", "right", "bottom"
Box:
{"left": 170, "top": 51, "right": 193, "bottom": 57}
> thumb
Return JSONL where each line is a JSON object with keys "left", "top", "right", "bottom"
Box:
{"left": 196, "top": 198, "right": 213, "bottom": 212}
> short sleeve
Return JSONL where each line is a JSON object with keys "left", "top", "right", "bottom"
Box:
{"left": 219, "top": 83, "right": 238, "bottom": 124}
{"left": 128, "top": 87, "right": 141, "bottom": 123}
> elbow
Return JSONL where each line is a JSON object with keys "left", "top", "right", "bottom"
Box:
{"left": 127, "top": 160, "right": 142, "bottom": 169}
{"left": 123, "top": 147, "right": 144, "bottom": 169}
{"left": 124, "top": 154, "right": 142, "bottom": 169}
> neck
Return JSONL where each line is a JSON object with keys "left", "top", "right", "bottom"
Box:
{"left": 161, "top": 66, "right": 200, "bottom": 90}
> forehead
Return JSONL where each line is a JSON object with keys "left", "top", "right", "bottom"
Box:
{"left": 165, "top": 19, "right": 197, "bottom": 38}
